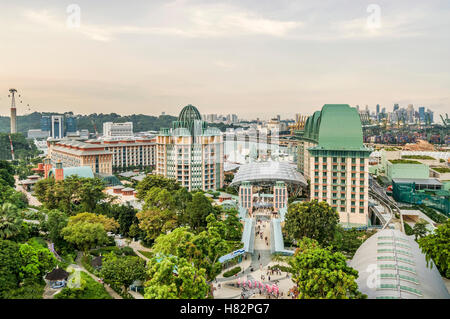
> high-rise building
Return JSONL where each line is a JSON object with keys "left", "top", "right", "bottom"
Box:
{"left": 418, "top": 107, "right": 426, "bottom": 122}
{"left": 51, "top": 115, "right": 64, "bottom": 138}
{"left": 103, "top": 122, "right": 133, "bottom": 137}
{"left": 426, "top": 109, "right": 434, "bottom": 123}
{"left": 41, "top": 116, "right": 51, "bottom": 132}
{"left": 297, "top": 104, "right": 371, "bottom": 228}
{"left": 232, "top": 114, "right": 238, "bottom": 123}
{"left": 376, "top": 104, "right": 380, "bottom": 117}
{"left": 407, "top": 104, "right": 414, "bottom": 123}
{"left": 393, "top": 104, "right": 399, "bottom": 111}
{"left": 66, "top": 115, "right": 77, "bottom": 134}
{"left": 156, "top": 105, "right": 224, "bottom": 191}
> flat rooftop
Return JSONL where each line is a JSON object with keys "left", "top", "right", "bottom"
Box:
{"left": 392, "top": 178, "right": 442, "bottom": 186}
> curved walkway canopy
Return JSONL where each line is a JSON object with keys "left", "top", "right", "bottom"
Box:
{"left": 230, "top": 161, "right": 307, "bottom": 187}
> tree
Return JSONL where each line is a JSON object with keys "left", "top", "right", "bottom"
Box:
{"left": 0, "top": 203, "right": 23, "bottom": 239}
{"left": 223, "top": 209, "right": 243, "bottom": 241}
{"left": 0, "top": 168, "right": 15, "bottom": 188}
{"left": 412, "top": 219, "right": 429, "bottom": 240}
{"left": 185, "top": 192, "right": 216, "bottom": 232}
{"left": 152, "top": 227, "right": 195, "bottom": 256}
{"left": 135, "top": 175, "right": 180, "bottom": 200}
{"left": 284, "top": 200, "right": 339, "bottom": 246}
{"left": 34, "top": 176, "right": 107, "bottom": 215}
{"left": 44, "top": 210, "right": 69, "bottom": 244}
{"left": 418, "top": 219, "right": 450, "bottom": 278}
{"left": 137, "top": 208, "right": 177, "bottom": 241}
{"left": 74, "top": 177, "right": 107, "bottom": 212}
{"left": 330, "top": 226, "right": 368, "bottom": 258}
{"left": 144, "top": 256, "right": 209, "bottom": 299}
{"left": 100, "top": 253, "right": 147, "bottom": 294}
{"left": 61, "top": 222, "right": 109, "bottom": 254}
{"left": 288, "top": 238, "right": 365, "bottom": 299}
{"left": 101, "top": 203, "right": 138, "bottom": 237}
{"left": 152, "top": 214, "right": 230, "bottom": 282}
{"left": 0, "top": 240, "right": 21, "bottom": 297}
{"left": 68, "top": 212, "right": 119, "bottom": 233}
{"left": 18, "top": 240, "right": 57, "bottom": 281}
{"left": 0, "top": 183, "right": 28, "bottom": 208}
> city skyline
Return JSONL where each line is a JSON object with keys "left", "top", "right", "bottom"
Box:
{"left": 1, "top": 0, "right": 450, "bottom": 119}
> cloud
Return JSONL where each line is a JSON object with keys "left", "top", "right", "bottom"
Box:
{"left": 22, "top": 4, "right": 303, "bottom": 42}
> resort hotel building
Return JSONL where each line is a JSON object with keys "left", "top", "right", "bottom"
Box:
{"left": 47, "top": 137, "right": 156, "bottom": 174}
{"left": 296, "top": 104, "right": 372, "bottom": 228}
{"left": 156, "top": 104, "right": 224, "bottom": 191}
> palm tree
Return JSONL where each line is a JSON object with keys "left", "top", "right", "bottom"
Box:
{"left": 0, "top": 203, "right": 23, "bottom": 239}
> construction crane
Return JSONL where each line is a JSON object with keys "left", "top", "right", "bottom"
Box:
{"left": 440, "top": 114, "right": 448, "bottom": 127}
{"left": 289, "top": 114, "right": 307, "bottom": 135}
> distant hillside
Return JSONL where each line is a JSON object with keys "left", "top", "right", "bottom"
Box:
{"left": 0, "top": 112, "right": 239, "bottom": 134}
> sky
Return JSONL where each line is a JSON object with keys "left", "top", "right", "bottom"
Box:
{"left": 0, "top": 0, "right": 449, "bottom": 120}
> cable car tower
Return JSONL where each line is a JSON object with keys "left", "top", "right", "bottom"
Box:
{"left": 8, "top": 88, "right": 21, "bottom": 134}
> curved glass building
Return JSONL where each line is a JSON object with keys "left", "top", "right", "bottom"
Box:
{"left": 156, "top": 105, "right": 224, "bottom": 191}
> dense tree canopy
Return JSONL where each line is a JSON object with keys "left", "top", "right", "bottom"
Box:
{"left": 61, "top": 221, "right": 109, "bottom": 254}
{"left": 43, "top": 209, "right": 69, "bottom": 244}
{"left": 144, "top": 255, "right": 209, "bottom": 299}
{"left": 0, "top": 203, "right": 23, "bottom": 240}
{"left": 100, "top": 253, "right": 147, "bottom": 293}
{"left": 152, "top": 214, "right": 231, "bottom": 281}
{"left": 68, "top": 212, "right": 119, "bottom": 233}
{"left": 418, "top": 219, "right": 450, "bottom": 278}
{"left": 185, "top": 192, "right": 217, "bottom": 232}
{"left": 0, "top": 240, "right": 21, "bottom": 297}
{"left": 135, "top": 175, "right": 180, "bottom": 200}
{"left": 34, "top": 176, "right": 107, "bottom": 215}
{"left": 288, "top": 238, "right": 365, "bottom": 299}
{"left": 285, "top": 200, "right": 339, "bottom": 246}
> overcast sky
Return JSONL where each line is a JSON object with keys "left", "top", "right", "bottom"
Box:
{"left": 1, "top": 0, "right": 449, "bottom": 120}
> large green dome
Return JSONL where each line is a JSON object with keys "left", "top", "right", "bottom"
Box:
{"left": 178, "top": 104, "right": 201, "bottom": 124}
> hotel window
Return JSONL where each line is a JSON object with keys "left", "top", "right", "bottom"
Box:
{"left": 359, "top": 208, "right": 364, "bottom": 214}
{"left": 351, "top": 208, "right": 355, "bottom": 213}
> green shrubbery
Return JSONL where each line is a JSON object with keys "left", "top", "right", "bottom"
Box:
{"left": 404, "top": 222, "right": 413, "bottom": 236}
{"left": 416, "top": 204, "right": 447, "bottom": 224}
{"left": 55, "top": 271, "right": 112, "bottom": 299}
{"left": 223, "top": 266, "right": 241, "bottom": 278}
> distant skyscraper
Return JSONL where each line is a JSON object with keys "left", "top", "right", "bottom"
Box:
{"left": 376, "top": 104, "right": 380, "bottom": 117}
{"left": 426, "top": 109, "right": 434, "bottom": 123}
{"left": 41, "top": 115, "right": 51, "bottom": 132}
{"left": 418, "top": 107, "right": 426, "bottom": 122}
{"left": 51, "top": 115, "right": 64, "bottom": 139}
{"left": 407, "top": 104, "right": 414, "bottom": 123}
{"left": 393, "top": 104, "right": 399, "bottom": 111}
{"left": 231, "top": 114, "right": 238, "bottom": 123}
{"left": 356, "top": 105, "right": 360, "bottom": 112}
{"left": 66, "top": 115, "right": 77, "bottom": 133}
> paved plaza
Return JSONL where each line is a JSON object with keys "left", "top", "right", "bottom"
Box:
{"left": 213, "top": 210, "right": 295, "bottom": 299}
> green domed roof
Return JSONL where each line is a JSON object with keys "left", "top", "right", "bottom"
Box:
{"left": 178, "top": 104, "right": 201, "bottom": 124}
